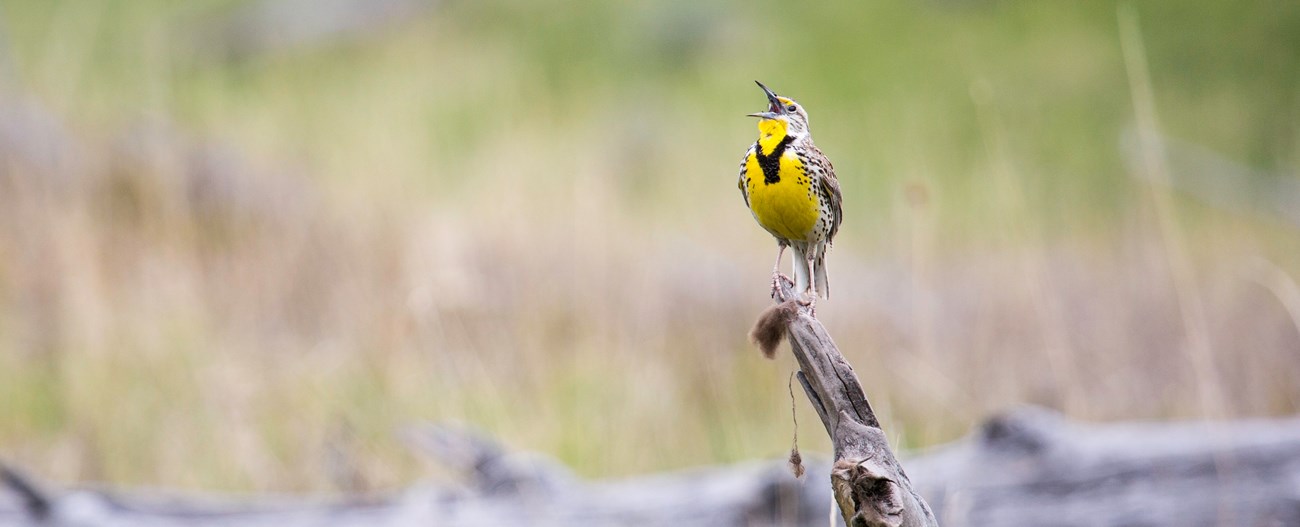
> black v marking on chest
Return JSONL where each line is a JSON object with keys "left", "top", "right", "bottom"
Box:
{"left": 754, "top": 135, "right": 794, "bottom": 185}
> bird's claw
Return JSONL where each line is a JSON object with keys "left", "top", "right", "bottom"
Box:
{"left": 770, "top": 272, "right": 790, "bottom": 300}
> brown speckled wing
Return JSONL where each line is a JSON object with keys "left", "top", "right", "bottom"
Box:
{"left": 810, "top": 145, "right": 842, "bottom": 243}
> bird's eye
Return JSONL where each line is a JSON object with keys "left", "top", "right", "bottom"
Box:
{"left": 786, "top": 104, "right": 797, "bottom": 112}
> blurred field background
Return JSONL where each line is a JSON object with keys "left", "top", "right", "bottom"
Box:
{"left": 1, "top": 0, "right": 1299, "bottom": 494}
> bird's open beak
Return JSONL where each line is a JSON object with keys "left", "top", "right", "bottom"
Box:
{"left": 747, "top": 80, "right": 783, "bottom": 119}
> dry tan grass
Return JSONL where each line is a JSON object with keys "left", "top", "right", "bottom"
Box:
{"left": 3, "top": 100, "right": 1297, "bottom": 492}
{"left": 1, "top": 0, "right": 1298, "bottom": 494}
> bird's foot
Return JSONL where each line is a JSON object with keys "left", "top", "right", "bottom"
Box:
{"left": 770, "top": 272, "right": 791, "bottom": 300}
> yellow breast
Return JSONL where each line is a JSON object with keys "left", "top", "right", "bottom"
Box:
{"left": 745, "top": 151, "right": 819, "bottom": 241}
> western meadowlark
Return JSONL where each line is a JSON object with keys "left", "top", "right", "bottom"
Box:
{"left": 738, "top": 81, "right": 842, "bottom": 303}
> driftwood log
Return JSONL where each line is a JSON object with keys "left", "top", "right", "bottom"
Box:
{"left": 756, "top": 276, "right": 937, "bottom": 527}
{"left": 0, "top": 423, "right": 835, "bottom": 527}
{"left": 7, "top": 406, "right": 1300, "bottom": 526}
{"left": 910, "top": 406, "right": 1300, "bottom": 526}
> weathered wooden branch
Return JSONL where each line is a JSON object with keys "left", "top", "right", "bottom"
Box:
{"left": 766, "top": 277, "right": 938, "bottom": 527}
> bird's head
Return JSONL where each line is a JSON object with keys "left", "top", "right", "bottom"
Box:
{"left": 748, "top": 81, "right": 810, "bottom": 140}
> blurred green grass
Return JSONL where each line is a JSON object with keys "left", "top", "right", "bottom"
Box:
{"left": 1, "top": 0, "right": 1299, "bottom": 492}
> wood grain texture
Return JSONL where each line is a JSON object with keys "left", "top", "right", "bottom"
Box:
{"left": 771, "top": 276, "right": 938, "bottom": 527}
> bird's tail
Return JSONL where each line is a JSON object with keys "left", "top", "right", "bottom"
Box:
{"left": 813, "top": 244, "right": 829, "bottom": 299}
{"left": 790, "top": 244, "right": 812, "bottom": 298}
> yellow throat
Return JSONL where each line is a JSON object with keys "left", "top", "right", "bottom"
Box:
{"left": 757, "top": 118, "right": 788, "bottom": 155}
{"left": 744, "top": 117, "right": 818, "bottom": 241}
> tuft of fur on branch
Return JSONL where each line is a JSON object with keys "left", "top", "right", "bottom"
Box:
{"left": 750, "top": 300, "right": 801, "bottom": 358}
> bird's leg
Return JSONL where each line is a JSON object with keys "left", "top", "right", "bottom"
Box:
{"left": 770, "top": 243, "right": 788, "bottom": 297}
{"left": 772, "top": 244, "right": 788, "bottom": 277}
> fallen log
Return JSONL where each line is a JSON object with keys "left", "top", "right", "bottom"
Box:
{"left": 910, "top": 405, "right": 1300, "bottom": 526}
{"left": 6, "top": 406, "right": 1300, "bottom": 526}
{"left": 0, "top": 424, "right": 834, "bottom": 527}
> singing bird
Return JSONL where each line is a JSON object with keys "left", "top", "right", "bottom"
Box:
{"left": 738, "top": 81, "right": 842, "bottom": 302}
